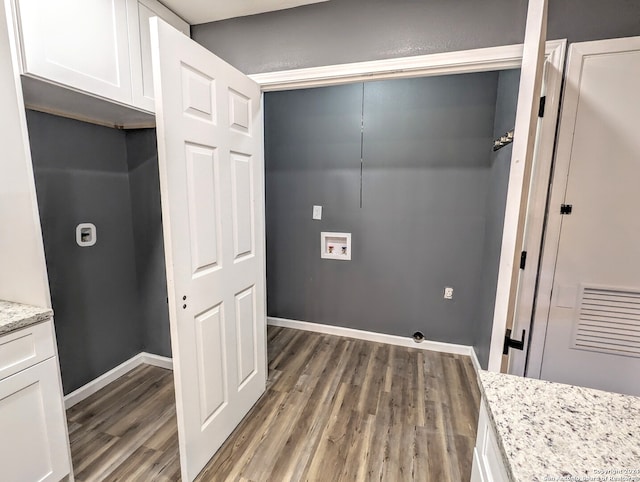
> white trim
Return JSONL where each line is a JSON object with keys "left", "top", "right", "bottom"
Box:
{"left": 140, "top": 352, "right": 173, "bottom": 370}
{"left": 250, "top": 40, "right": 566, "bottom": 92}
{"left": 257, "top": 39, "right": 566, "bottom": 375}
{"left": 63, "top": 352, "right": 173, "bottom": 409}
{"left": 469, "top": 347, "right": 482, "bottom": 375}
{"left": 267, "top": 316, "right": 475, "bottom": 357}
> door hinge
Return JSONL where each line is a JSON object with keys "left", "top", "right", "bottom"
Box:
{"left": 520, "top": 251, "right": 527, "bottom": 270}
{"left": 538, "top": 96, "right": 546, "bottom": 117}
{"left": 560, "top": 204, "right": 573, "bottom": 215}
{"left": 503, "top": 329, "right": 526, "bottom": 355}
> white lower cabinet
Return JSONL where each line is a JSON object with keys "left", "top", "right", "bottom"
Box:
{"left": 0, "top": 356, "right": 71, "bottom": 482}
{"left": 471, "top": 400, "right": 509, "bottom": 482}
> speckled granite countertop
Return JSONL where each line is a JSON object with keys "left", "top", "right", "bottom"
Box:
{"left": 478, "top": 371, "right": 640, "bottom": 481}
{"left": 0, "top": 300, "right": 52, "bottom": 336}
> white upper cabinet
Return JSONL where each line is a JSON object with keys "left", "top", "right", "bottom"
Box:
{"left": 127, "top": 0, "right": 189, "bottom": 112}
{"left": 9, "top": 0, "right": 188, "bottom": 122}
{"left": 15, "top": 0, "right": 133, "bottom": 105}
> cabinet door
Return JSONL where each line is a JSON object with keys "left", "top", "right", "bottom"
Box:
{"left": 472, "top": 401, "right": 509, "bottom": 482}
{"left": 127, "top": 0, "right": 188, "bottom": 112}
{"left": 0, "top": 358, "right": 71, "bottom": 482}
{"left": 0, "top": 321, "right": 56, "bottom": 382}
{"left": 16, "top": 0, "right": 133, "bottom": 105}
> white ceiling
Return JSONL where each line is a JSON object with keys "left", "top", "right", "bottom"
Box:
{"left": 161, "top": 0, "right": 329, "bottom": 25}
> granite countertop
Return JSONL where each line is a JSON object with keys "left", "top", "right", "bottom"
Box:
{"left": 0, "top": 300, "right": 53, "bottom": 336}
{"left": 479, "top": 371, "right": 640, "bottom": 482}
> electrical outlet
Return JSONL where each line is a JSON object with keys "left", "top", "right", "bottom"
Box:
{"left": 444, "top": 287, "right": 454, "bottom": 300}
{"left": 312, "top": 205, "right": 322, "bottom": 220}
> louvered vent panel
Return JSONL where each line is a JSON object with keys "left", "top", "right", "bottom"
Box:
{"left": 572, "top": 286, "right": 640, "bottom": 358}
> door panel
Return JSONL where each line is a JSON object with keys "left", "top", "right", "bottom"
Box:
{"left": 540, "top": 37, "right": 640, "bottom": 395}
{"left": 185, "top": 144, "right": 221, "bottom": 273}
{"left": 150, "top": 18, "right": 266, "bottom": 481}
{"left": 195, "top": 304, "right": 227, "bottom": 423}
{"left": 236, "top": 286, "right": 257, "bottom": 387}
{"left": 231, "top": 152, "right": 255, "bottom": 259}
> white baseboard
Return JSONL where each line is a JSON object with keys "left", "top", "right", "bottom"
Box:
{"left": 64, "top": 351, "right": 173, "bottom": 409}
{"left": 469, "top": 346, "right": 482, "bottom": 373}
{"left": 139, "top": 352, "right": 173, "bottom": 370}
{"left": 267, "top": 316, "right": 478, "bottom": 358}
{"left": 468, "top": 346, "right": 483, "bottom": 390}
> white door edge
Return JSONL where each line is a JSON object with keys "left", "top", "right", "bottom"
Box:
{"left": 507, "top": 39, "right": 566, "bottom": 376}
{"left": 487, "top": 0, "right": 548, "bottom": 373}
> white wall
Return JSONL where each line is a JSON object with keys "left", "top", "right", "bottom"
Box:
{"left": 0, "top": 2, "right": 50, "bottom": 307}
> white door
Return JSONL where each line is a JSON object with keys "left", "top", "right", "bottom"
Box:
{"left": 505, "top": 41, "right": 567, "bottom": 376}
{"left": 488, "top": 0, "right": 548, "bottom": 371}
{"left": 538, "top": 37, "right": 640, "bottom": 395}
{"left": 150, "top": 18, "right": 266, "bottom": 481}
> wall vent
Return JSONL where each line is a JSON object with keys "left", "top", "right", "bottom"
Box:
{"left": 572, "top": 286, "right": 640, "bottom": 358}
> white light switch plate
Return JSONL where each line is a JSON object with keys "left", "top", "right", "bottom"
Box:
{"left": 313, "top": 205, "right": 322, "bottom": 220}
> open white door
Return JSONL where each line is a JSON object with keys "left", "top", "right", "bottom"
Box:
{"left": 150, "top": 18, "right": 266, "bottom": 481}
{"left": 487, "top": 0, "right": 548, "bottom": 372}
{"left": 505, "top": 40, "right": 567, "bottom": 376}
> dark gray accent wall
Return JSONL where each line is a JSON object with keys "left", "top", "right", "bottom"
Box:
{"left": 265, "top": 73, "right": 499, "bottom": 344}
{"left": 126, "top": 129, "right": 171, "bottom": 357}
{"left": 266, "top": 83, "right": 363, "bottom": 325}
{"left": 474, "top": 69, "right": 521, "bottom": 368}
{"left": 192, "top": 0, "right": 640, "bottom": 75}
{"left": 27, "top": 110, "right": 143, "bottom": 394}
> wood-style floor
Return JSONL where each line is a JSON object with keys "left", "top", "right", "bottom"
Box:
{"left": 66, "top": 364, "right": 179, "bottom": 481}
{"left": 67, "top": 326, "right": 481, "bottom": 481}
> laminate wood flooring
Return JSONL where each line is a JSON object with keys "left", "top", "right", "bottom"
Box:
{"left": 67, "top": 326, "right": 481, "bottom": 481}
{"left": 66, "top": 364, "right": 180, "bottom": 481}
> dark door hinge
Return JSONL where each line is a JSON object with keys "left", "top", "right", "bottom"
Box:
{"left": 503, "top": 329, "right": 526, "bottom": 355}
{"left": 560, "top": 204, "right": 573, "bottom": 215}
{"left": 520, "top": 251, "right": 527, "bottom": 270}
{"left": 538, "top": 96, "right": 546, "bottom": 117}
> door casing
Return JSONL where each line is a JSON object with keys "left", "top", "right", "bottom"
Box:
{"left": 251, "top": 39, "right": 566, "bottom": 373}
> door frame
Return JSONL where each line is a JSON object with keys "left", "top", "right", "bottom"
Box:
{"left": 526, "top": 36, "right": 640, "bottom": 378}
{"left": 249, "top": 39, "right": 566, "bottom": 373}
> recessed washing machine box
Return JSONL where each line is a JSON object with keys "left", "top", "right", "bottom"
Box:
{"left": 76, "top": 223, "right": 97, "bottom": 247}
{"left": 321, "top": 232, "right": 351, "bottom": 261}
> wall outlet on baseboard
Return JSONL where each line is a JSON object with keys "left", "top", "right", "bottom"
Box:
{"left": 444, "top": 287, "right": 454, "bottom": 300}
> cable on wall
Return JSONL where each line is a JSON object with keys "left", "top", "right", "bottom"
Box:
{"left": 360, "top": 82, "right": 365, "bottom": 208}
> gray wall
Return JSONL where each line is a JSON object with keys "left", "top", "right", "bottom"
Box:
{"left": 192, "top": 0, "right": 640, "bottom": 75}
{"left": 265, "top": 73, "right": 499, "bottom": 344}
{"left": 474, "top": 69, "right": 521, "bottom": 369}
{"left": 27, "top": 113, "right": 171, "bottom": 393}
{"left": 126, "top": 129, "right": 171, "bottom": 357}
{"left": 27, "top": 110, "right": 143, "bottom": 393}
